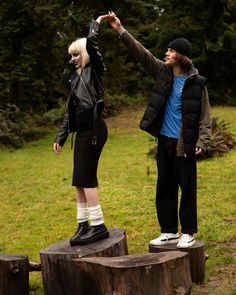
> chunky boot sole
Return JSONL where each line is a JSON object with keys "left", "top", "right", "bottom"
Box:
{"left": 69, "top": 223, "right": 90, "bottom": 246}
{"left": 76, "top": 231, "right": 109, "bottom": 245}
{"left": 70, "top": 237, "right": 87, "bottom": 246}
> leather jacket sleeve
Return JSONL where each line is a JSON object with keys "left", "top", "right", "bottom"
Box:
{"left": 86, "top": 20, "right": 105, "bottom": 73}
{"left": 54, "top": 112, "right": 69, "bottom": 147}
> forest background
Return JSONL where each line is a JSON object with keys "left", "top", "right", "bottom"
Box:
{"left": 0, "top": 1, "right": 236, "bottom": 294}
{"left": 0, "top": 0, "right": 236, "bottom": 149}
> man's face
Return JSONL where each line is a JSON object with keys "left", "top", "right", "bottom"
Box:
{"left": 70, "top": 52, "right": 82, "bottom": 69}
{"left": 164, "top": 48, "right": 179, "bottom": 66}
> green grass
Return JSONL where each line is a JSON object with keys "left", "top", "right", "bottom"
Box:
{"left": 0, "top": 106, "right": 236, "bottom": 294}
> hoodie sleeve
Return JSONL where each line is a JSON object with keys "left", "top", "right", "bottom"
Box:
{"left": 196, "top": 86, "right": 212, "bottom": 151}
{"left": 120, "top": 31, "right": 167, "bottom": 79}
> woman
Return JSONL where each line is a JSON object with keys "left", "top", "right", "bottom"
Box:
{"left": 54, "top": 14, "right": 111, "bottom": 246}
{"left": 107, "top": 12, "right": 211, "bottom": 248}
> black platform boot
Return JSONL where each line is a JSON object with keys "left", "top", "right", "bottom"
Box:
{"left": 75, "top": 223, "right": 109, "bottom": 245}
{"left": 70, "top": 221, "right": 90, "bottom": 246}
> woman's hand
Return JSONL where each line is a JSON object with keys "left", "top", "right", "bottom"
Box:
{"left": 96, "top": 13, "right": 113, "bottom": 24}
{"left": 53, "top": 143, "right": 62, "bottom": 154}
{"left": 96, "top": 12, "right": 125, "bottom": 34}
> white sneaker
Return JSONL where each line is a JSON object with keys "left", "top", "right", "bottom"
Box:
{"left": 150, "top": 233, "right": 179, "bottom": 246}
{"left": 177, "top": 234, "right": 195, "bottom": 248}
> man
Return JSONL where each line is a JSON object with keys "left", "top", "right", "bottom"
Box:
{"left": 108, "top": 12, "right": 211, "bottom": 248}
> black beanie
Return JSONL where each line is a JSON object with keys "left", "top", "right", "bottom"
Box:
{"left": 168, "top": 38, "right": 192, "bottom": 58}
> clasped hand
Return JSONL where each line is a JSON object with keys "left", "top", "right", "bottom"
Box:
{"left": 97, "top": 11, "right": 123, "bottom": 31}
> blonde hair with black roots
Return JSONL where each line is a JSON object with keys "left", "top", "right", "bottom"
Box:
{"left": 68, "top": 38, "right": 90, "bottom": 73}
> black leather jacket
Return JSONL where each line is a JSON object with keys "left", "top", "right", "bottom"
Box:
{"left": 55, "top": 20, "right": 105, "bottom": 147}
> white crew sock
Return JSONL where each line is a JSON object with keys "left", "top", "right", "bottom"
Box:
{"left": 77, "top": 202, "right": 89, "bottom": 224}
{"left": 89, "top": 204, "right": 104, "bottom": 226}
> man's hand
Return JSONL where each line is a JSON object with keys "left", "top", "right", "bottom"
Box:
{"left": 195, "top": 146, "right": 203, "bottom": 155}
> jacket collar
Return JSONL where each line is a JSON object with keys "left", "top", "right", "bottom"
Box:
{"left": 186, "top": 65, "right": 198, "bottom": 79}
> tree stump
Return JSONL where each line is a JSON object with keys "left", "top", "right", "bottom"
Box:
{"left": 40, "top": 228, "right": 128, "bottom": 295}
{"left": 149, "top": 240, "right": 206, "bottom": 284}
{"left": 0, "top": 254, "right": 29, "bottom": 295}
{"left": 73, "top": 251, "right": 192, "bottom": 295}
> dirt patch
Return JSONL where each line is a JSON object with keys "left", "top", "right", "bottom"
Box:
{"left": 223, "top": 218, "right": 236, "bottom": 225}
{"left": 192, "top": 265, "right": 236, "bottom": 294}
{"left": 105, "top": 105, "right": 144, "bottom": 129}
{"left": 192, "top": 239, "right": 236, "bottom": 295}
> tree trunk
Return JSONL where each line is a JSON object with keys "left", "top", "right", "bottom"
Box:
{"left": 73, "top": 251, "right": 192, "bottom": 295}
{"left": 0, "top": 254, "right": 29, "bottom": 295}
{"left": 40, "top": 228, "right": 128, "bottom": 295}
{"left": 149, "top": 240, "right": 206, "bottom": 284}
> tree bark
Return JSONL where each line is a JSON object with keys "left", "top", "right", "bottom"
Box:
{"left": 73, "top": 251, "right": 192, "bottom": 295}
{"left": 0, "top": 254, "right": 29, "bottom": 295}
{"left": 149, "top": 240, "right": 206, "bottom": 284}
{"left": 40, "top": 228, "right": 128, "bottom": 295}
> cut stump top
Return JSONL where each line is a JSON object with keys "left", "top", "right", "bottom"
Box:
{"left": 0, "top": 254, "right": 28, "bottom": 261}
{"left": 73, "top": 251, "right": 188, "bottom": 268}
{"left": 40, "top": 228, "right": 127, "bottom": 257}
{"left": 149, "top": 240, "right": 204, "bottom": 252}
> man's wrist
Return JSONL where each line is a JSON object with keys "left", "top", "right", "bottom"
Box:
{"left": 117, "top": 26, "right": 126, "bottom": 34}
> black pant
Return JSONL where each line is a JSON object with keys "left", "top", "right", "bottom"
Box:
{"left": 156, "top": 135, "right": 197, "bottom": 234}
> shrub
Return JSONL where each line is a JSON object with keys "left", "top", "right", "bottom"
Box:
{"left": 0, "top": 104, "right": 28, "bottom": 149}
{"left": 0, "top": 104, "right": 52, "bottom": 149}
{"left": 36, "top": 105, "right": 65, "bottom": 126}
{"left": 204, "top": 117, "right": 236, "bottom": 158}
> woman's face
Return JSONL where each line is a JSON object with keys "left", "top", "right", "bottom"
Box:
{"left": 164, "top": 48, "right": 179, "bottom": 67}
{"left": 70, "top": 52, "right": 82, "bottom": 69}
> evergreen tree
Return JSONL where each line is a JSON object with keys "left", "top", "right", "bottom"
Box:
{"left": 0, "top": 1, "right": 70, "bottom": 111}
{"left": 152, "top": 0, "right": 236, "bottom": 105}
{"left": 0, "top": 0, "right": 158, "bottom": 111}
{"left": 0, "top": 0, "right": 235, "bottom": 115}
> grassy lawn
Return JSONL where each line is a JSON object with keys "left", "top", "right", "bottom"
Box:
{"left": 0, "top": 105, "right": 235, "bottom": 294}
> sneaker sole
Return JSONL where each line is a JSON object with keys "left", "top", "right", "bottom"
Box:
{"left": 150, "top": 238, "right": 179, "bottom": 246}
{"left": 177, "top": 240, "right": 195, "bottom": 248}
